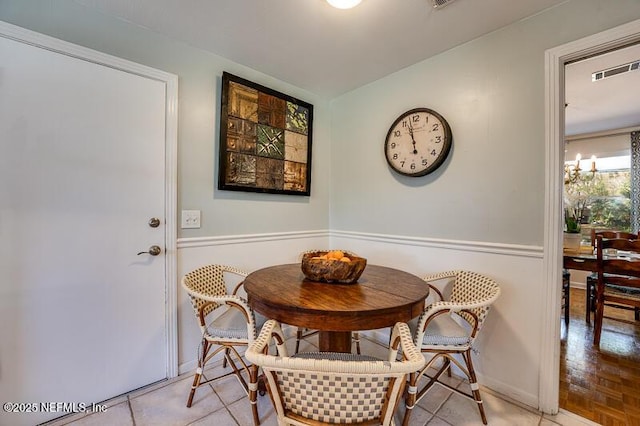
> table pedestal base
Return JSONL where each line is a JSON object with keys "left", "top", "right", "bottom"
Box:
{"left": 319, "top": 331, "right": 352, "bottom": 353}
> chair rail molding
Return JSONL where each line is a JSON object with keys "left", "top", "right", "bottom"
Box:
{"left": 332, "top": 230, "right": 542, "bottom": 258}
{"left": 178, "top": 229, "right": 543, "bottom": 258}
{"left": 177, "top": 229, "right": 330, "bottom": 248}
{"left": 542, "top": 18, "right": 640, "bottom": 415}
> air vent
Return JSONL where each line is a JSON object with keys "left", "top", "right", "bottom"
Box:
{"left": 592, "top": 60, "right": 640, "bottom": 81}
{"left": 432, "top": 0, "right": 458, "bottom": 9}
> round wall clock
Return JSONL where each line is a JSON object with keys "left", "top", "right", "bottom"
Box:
{"left": 384, "top": 108, "right": 452, "bottom": 177}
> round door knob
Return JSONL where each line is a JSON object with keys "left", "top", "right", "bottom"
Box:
{"left": 137, "top": 245, "right": 162, "bottom": 256}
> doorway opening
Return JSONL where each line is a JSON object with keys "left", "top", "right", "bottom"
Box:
{"left": 559, "top": 43, "right": 640, "bottom": 423}
{"left": 541, "top": 17, "right": 640, "bottom": 420}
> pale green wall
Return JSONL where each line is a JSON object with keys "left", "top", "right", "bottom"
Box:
{"left": 0, "top": 0, "right": 332, "bottom": 238}
{"left": 329, "top": 0, "right": 640, "bottom": 245}
{"left": 2, "top": 1, "right": 640, "bottom": 245}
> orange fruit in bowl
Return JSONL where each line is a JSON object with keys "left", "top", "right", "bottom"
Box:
{"left": 327, "top": 250, "right": 344, "bottom": 259}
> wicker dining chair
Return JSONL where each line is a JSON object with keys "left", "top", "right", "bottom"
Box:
{"left": 246, "top": 319, "right": 424, "bottom": 426}
{"left": 403, "top": 270, "right": 501, "bottom": 426}
{"left": 295, "top": 249, "right": 361, "bottom": 355}
{"left": 181, "top": 264, "right": 267, "bottom": 426}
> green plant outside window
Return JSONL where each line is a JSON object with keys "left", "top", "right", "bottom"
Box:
{"left": 564, "top": 170, "right": 631, "bottom": 233}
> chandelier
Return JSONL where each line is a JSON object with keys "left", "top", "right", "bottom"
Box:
{"left": 564, "top": 153, "right": 597, "bottom": 185}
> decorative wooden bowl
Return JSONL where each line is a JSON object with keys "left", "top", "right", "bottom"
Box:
{"left": 301, "top": 251, "right": 367, "bottom": 284}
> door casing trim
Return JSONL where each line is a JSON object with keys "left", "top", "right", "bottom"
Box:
{"left": 541, "top": 18, "right": 640, "bottom": 413}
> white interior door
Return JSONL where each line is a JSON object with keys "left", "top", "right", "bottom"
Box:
{"left": 0, "top": 24, "right": 176, "bottom": 425}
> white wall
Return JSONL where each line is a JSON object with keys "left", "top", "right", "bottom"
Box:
{"left": 176, "top": 232, "right": 330, "bottom": 371}
{"left": 176, "top": 232, "right": 543, "bottom": 406}
{"left": 331, "top": 232, "right": 543, "bottom": 405}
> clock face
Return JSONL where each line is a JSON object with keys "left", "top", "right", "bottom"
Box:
{"left": 384, "top": 108, "right": 452, "bottom": 177}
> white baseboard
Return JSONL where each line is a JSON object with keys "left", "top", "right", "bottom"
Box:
{"left": 477, "top": 373, "right": 539, "bottom": 409}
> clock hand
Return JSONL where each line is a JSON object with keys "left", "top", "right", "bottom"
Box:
{"left": 407, "top": 121, "right": 418, "bottom": 154}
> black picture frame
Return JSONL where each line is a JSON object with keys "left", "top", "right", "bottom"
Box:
{"left": 218, "top": 72, "right": 313, "bottom": 196}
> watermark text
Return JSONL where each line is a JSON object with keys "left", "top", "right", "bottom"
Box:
{"left": 3, "top": 402, "right": 107, "bottom": 414}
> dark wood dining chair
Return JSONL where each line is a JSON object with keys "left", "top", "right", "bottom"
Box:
{"left": 586, "top": 230, "right": 639, "bottom": 324}
{"left": 593, "top": 236, "right": 640, "bottom": 346}
{"left": 562, "top": 269, "right": 570, "bottom": 326}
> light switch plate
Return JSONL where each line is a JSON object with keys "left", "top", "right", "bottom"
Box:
{"left": 181, "top": 210, "right": 201, "bottom": 229}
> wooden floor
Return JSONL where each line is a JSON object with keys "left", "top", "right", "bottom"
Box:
{"left": 560, "top": 287, "right": 640, "bottom": 425}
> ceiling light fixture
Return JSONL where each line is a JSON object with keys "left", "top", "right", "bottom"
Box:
{"left": 564, "top": 153, "right": 598, "bottom": 185}
{"left": 432, "top": 0, "right": 458, "bottom": 9}
{"left": 326, "top": 0, "right": 362, "bottom": 9}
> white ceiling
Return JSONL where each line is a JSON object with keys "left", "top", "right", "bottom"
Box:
{"left": 565, "top": 43, "right": 640, "bottom": 136}
{"left": 74, "top": 0, "right": 640, "bottom": 136}
{"left": 75, "top": 0, "right": 567, "bottom": 96}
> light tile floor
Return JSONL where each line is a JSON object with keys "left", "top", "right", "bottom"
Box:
{"left": 44, "top": 332, "right": 599, "bottom": 426}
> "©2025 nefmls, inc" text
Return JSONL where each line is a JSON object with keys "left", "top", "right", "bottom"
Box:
{"left": 3, "top": 401, "right": 107, "bottom": 414}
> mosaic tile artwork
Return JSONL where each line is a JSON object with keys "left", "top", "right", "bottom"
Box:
{"left": 219, "top": 72, "right": 312, "bottom": 195}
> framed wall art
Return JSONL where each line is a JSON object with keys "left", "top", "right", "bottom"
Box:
{"left": 218, "top": 72, "right": 313, "bottom": 196}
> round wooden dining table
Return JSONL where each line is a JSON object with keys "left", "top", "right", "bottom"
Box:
{"left": 243, "top": 263, "right": 429, "bottom": 353}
